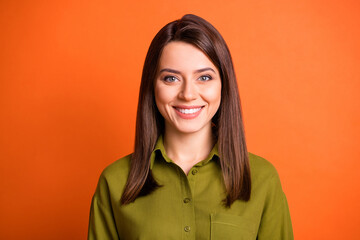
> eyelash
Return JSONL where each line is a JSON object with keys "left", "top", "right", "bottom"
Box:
{"left": 163, "top": 76, "right": 178, "bottom": 82}
{"left": 162, "top": 75, "right": 213, "bottom": 82}
{"left": 198, "top": 75, "right": 212, "bottom": 81}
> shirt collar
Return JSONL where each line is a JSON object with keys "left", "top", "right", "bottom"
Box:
{"left": 150, "top": 135, "right": 220, "bottom": 170}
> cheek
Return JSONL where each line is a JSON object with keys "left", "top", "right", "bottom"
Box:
{"left": 154, "top": 86, "right": 164, "bottom": 111}
{"left": 203, "top": 83, "right": 222, "bottom": 107}
{"left": 154, "top": 83, "right": 173, "bottom": 111}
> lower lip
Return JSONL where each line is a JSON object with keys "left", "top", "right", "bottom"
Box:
{"left": 174, "top": 107, "right": 204, "bottom": 119}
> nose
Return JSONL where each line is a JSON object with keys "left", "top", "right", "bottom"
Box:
{"left": 178, "top": 80, "right": 197, "bottom": 101}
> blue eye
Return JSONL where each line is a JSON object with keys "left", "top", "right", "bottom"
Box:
{"left": 199, "top": 75, "right": 212, "bottom": 81}
{"left": 163, "top": 76, "right": 178, "bottom": 82}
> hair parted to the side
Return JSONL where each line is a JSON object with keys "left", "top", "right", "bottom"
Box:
{"left": 120, "top": 14, "right": 251, "bottom": 207}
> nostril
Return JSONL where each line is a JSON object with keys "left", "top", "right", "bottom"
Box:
{"left": 179, "top": 89, "right": 197, "bottom": 100}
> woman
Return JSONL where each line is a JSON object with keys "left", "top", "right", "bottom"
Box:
{"left": 88, "top": 14, "right": 293, "bottom": 240}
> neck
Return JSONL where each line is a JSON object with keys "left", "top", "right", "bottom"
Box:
{"left": 163, "top": 125, "right": 215, "bottom": 170}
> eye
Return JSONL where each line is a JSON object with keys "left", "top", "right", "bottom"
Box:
{"left": 163, "top": 76, "right": 178, "bottom": 83}
{"left": 198, "top": 75, "right": 212, "bottom": 81}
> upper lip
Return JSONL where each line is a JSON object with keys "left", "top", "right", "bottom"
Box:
{"left": 173, "top": 105, "right": 204, "bottom": 109}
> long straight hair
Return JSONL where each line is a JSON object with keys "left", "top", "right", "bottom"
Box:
{"left": 121, "top": 14, "right": 251, "bottom": 206}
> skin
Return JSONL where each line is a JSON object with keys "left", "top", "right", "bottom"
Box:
{"left": 154, "top": 41, "right": 222, "bottom": 174}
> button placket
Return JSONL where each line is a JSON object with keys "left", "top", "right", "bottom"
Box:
{"left": 178, "top": 167, "right": 196, "bottom": 239}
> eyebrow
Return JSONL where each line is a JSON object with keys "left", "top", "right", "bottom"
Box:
{"left": 159, "top": 67, "right": 216, "bottom": 74}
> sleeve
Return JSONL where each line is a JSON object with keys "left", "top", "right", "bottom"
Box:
{"left": 88, "top": 174, "right": 120, "bottom": 240}
{"left": 257, "top": 174, "right": 294, "bottom": 240}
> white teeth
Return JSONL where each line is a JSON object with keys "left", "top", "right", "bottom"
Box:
{"left": 177, "top": 107, "right": 202, "bottom": 114}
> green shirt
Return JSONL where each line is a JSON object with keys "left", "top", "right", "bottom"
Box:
{"left": 88, "top": 136, "right": 293, "bottom": 239}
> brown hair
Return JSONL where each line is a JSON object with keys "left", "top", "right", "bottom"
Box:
{"left": 121, "top": 14, "right": 251, "bottom": 206}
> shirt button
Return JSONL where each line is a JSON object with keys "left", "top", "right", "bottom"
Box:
{"left": 191, "top": 169, "right": 198, "bottom": 175}
{"left": 183, "top": 198, "right": 191, "bottom": 203}
{"left": 184, "top": 226, "right": 191, "bottom": 232}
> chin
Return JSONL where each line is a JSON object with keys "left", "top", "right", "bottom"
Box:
{"left": 176, "top": 128, "right": 201, "bottom": 134}
{"left": 173, "top": 123, "right": 209, "bottom": 135}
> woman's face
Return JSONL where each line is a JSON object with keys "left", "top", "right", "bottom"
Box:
{"left": 154, "top": 41, "right": 222, "bottom": 135}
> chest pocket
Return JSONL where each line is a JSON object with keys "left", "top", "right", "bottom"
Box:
{"left": 210, "top": 213, "right": 257, "bottom": 240}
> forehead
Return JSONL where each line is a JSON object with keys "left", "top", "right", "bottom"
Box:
{"left": 158, "top": 41, "right": 218, "bottom": 72}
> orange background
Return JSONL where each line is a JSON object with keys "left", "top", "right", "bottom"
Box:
{"left": 1, "top": 0, "right": 359, "bottom": 239}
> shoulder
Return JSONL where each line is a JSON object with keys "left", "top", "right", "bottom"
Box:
{"left": 95, "top": 154, "right": 132, "bottom": 196}
{"left": 248, "top": 152, "right": 282, "bottom": 188}
{"left": 248, "top": 154, "right": 293, "bottom": 238}
{"left": 101, "top": 154, "right": 132, "bottom": 180}
{"left": 248, "top": 153, "right": 278, "bottom": 177}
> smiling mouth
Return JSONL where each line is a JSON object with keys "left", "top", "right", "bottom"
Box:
{"left": 175, "top": 107, "right": 202, "bottom": 114}
{"left": 173, "top": 105, "right": 205, "bottom": 116}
